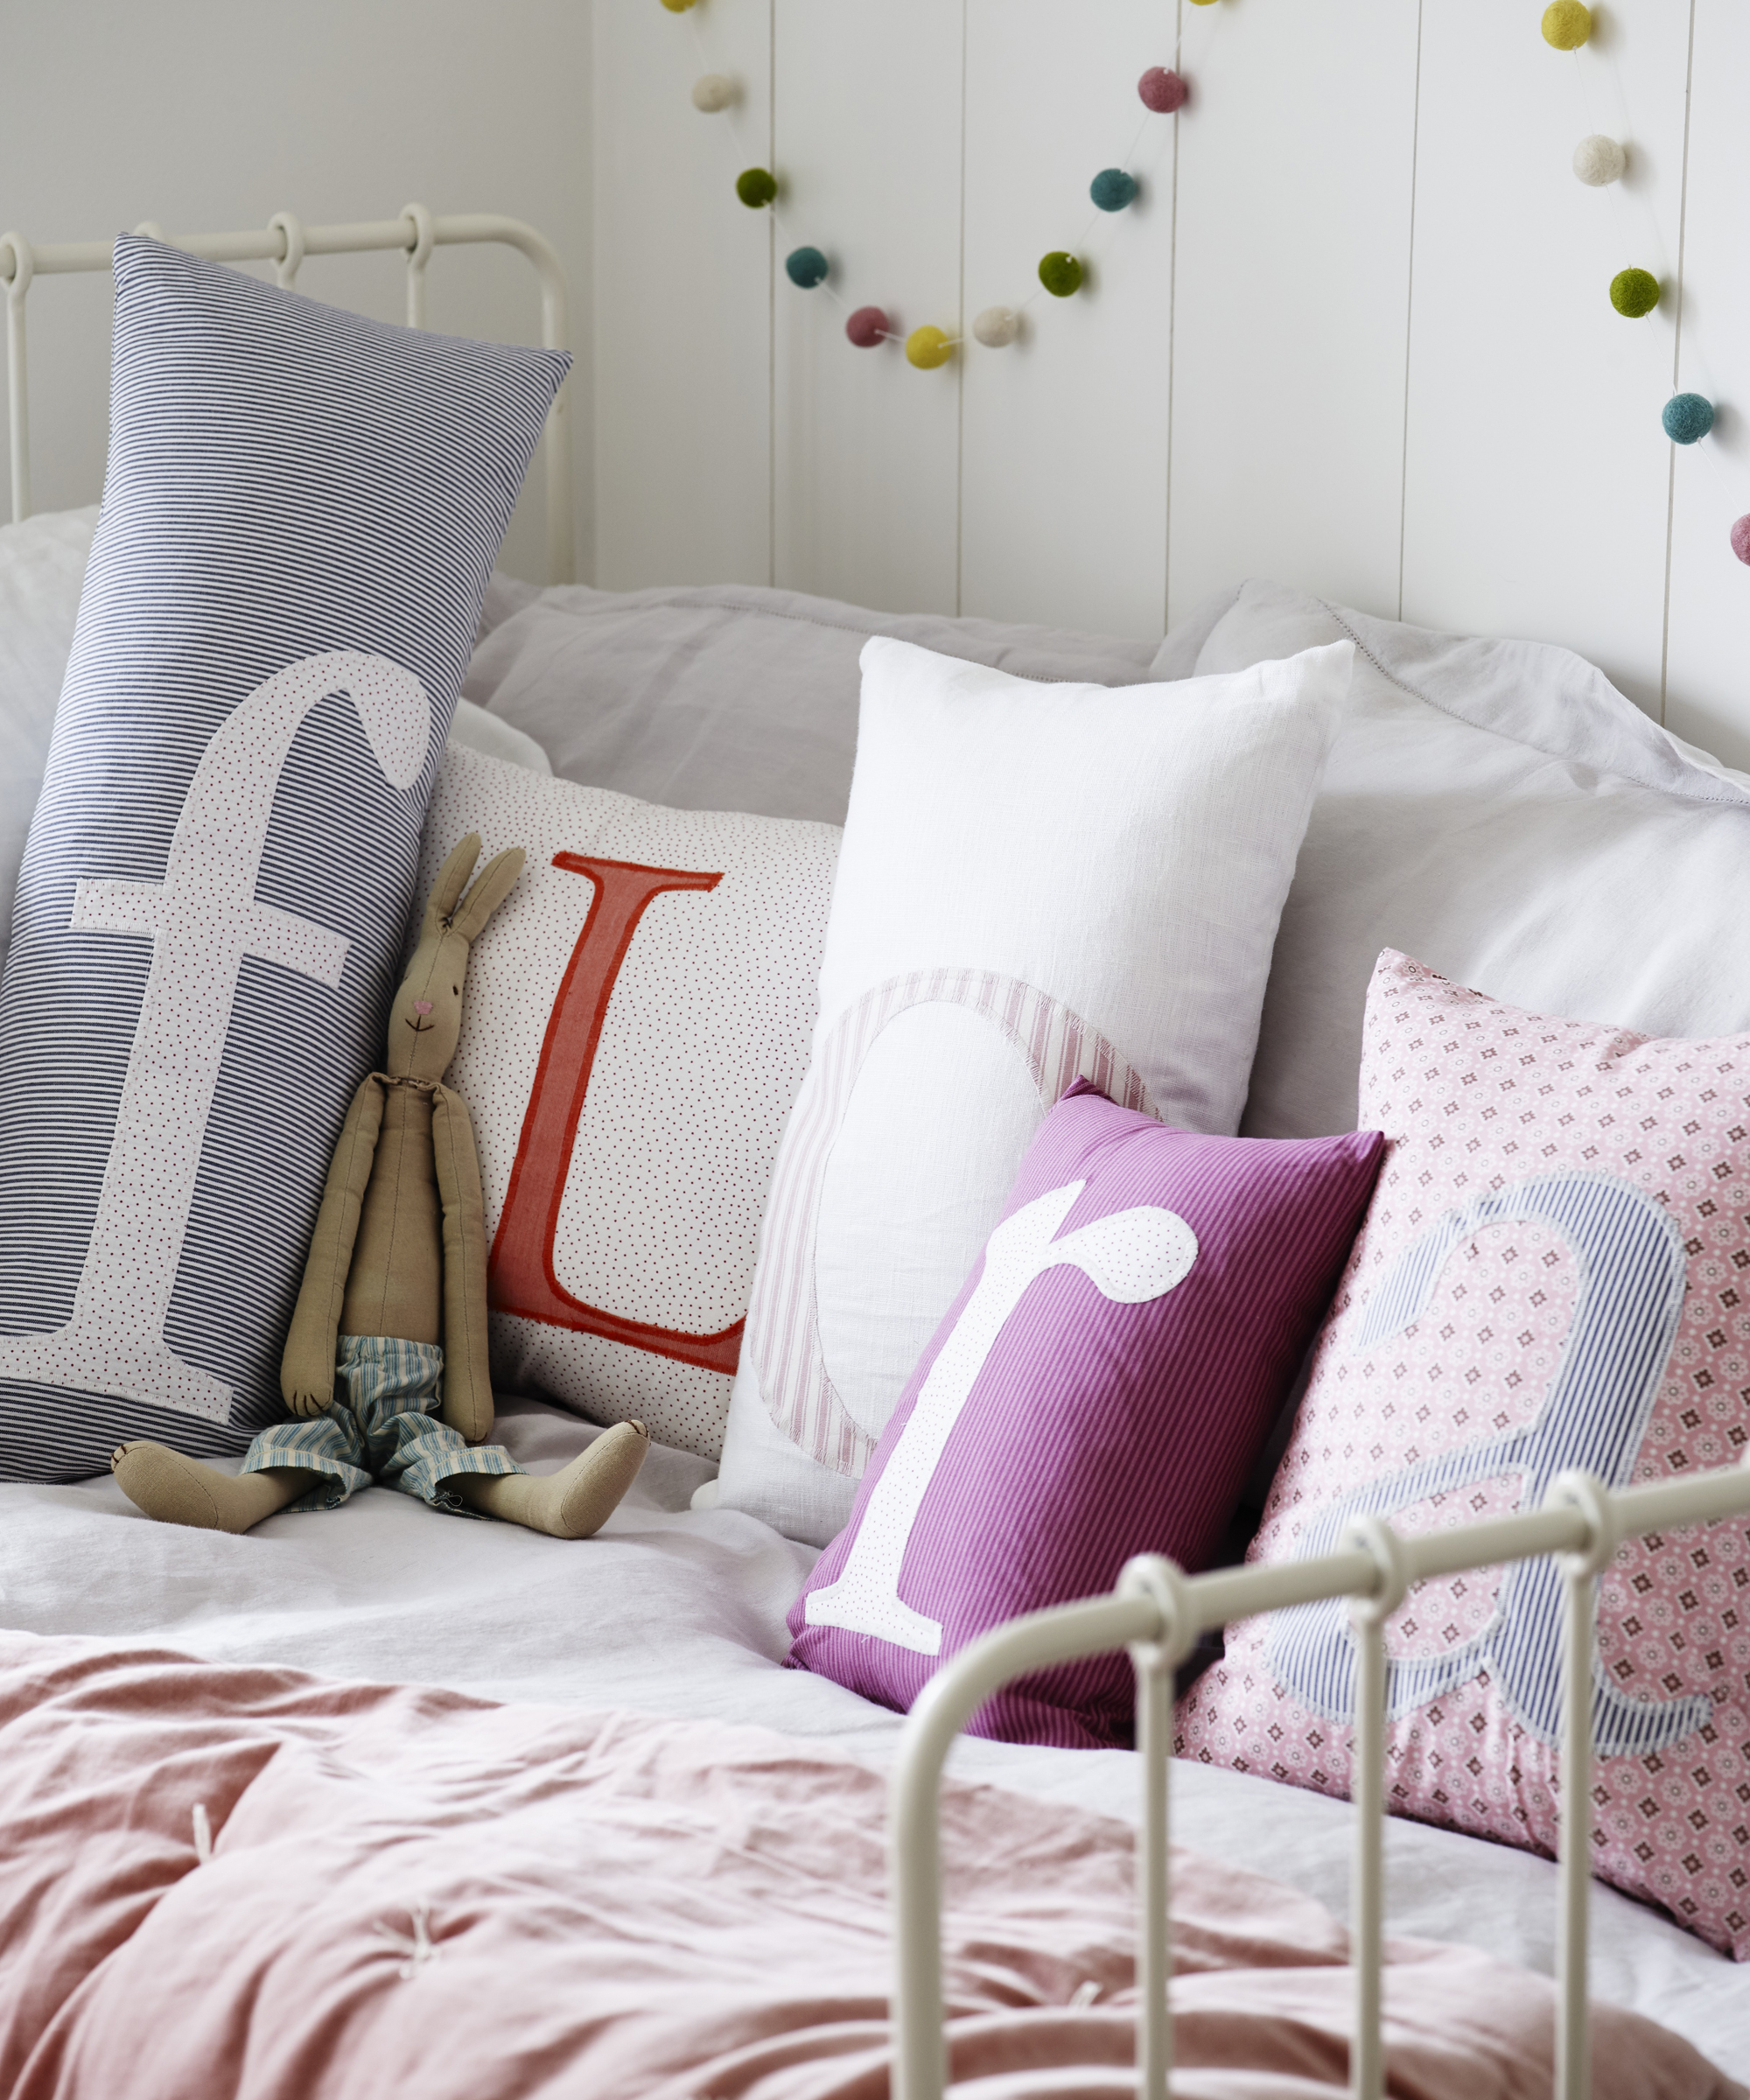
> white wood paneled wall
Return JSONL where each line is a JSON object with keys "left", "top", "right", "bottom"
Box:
{"left": 594, "top": 0, "right": 1750, "bottom": 764}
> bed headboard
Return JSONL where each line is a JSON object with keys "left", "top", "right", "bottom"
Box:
{"left": 593, "top": 0, "right": 1750, "bottom": 769}
{"left": 0, "top": 207, "right": 576, "bottom": 585}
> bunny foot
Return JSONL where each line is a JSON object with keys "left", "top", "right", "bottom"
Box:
{"left": 453, "top": 1420, "right": 650, "bottom": 1538}
{"left": 111, "top": 1443, "right": 318, "bottom": 1533}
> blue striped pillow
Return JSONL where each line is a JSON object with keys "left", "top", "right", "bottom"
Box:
{"left": 0, "top": 235, "right": 568, "bottom": 1480}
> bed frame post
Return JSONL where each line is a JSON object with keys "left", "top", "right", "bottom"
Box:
{"left": 892, "top": 1451, "right": 1750, "bottom": 2099}
{"left": 0, "top": 209, "right": 576, "bottom": 584}
{"left": 1118, "top": 1555, "right": 1196, "bottom": 2100}
{"left": 1549, "top": 1470, "right": 1614, "bottom": 2100}
{"left": 1343, "top": 1516, "right": 1407, "bottom": 2100}
{"left": 2, "top": 231, "right": 33, "bottom": 524}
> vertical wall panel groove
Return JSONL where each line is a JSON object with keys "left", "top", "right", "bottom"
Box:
{"left": 593, "top": 0, "right": 772, "bottom": 590}
{"left": 1167, "top": 0, "right": 1420, "bottom": 627}
{"left": 1401, "top": 0, "right": 1690, "bottom": 719}
{"left": 1662, "top": 0, "right": 1750, "bottom": 771}
{"left": 959, "top": 0, "right": 1174, "bottom": 644}
{"left": 770, "top": 0, "right": 962, "bottom": 617}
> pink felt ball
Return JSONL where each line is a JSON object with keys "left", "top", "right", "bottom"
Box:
{"left": 1733, "top": 514, "right": 1750, "bottom": 566}
{"left": 1138, "top": 66, "right": 1188, "bottom": 114}
{"left": 845, "top": 305, "right": 889, "bottom": 349}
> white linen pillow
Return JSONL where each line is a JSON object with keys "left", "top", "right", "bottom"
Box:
{"left": 1163, "top": 581, "right": 1750, "bottom": 1143}
{"left": 710, "top": 634, "right": 1354, "bottom": 1543}
{"left": 418, "top": 745, "right": 839, "bottom": 1458}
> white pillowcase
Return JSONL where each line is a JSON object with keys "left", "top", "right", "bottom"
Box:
{"left": 1163, "top": 581, "right": 1750, "bottom": 1143}
{"left": 419, "top": 745, "right": 839, "bottom": 1458}
{"left": 711, "top": 634, "right": 1354, "bottom": 1543}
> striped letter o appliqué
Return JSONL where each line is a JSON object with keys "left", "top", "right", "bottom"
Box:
{"left": 746, "top": 969, "right": 1158, "bottom": 1476}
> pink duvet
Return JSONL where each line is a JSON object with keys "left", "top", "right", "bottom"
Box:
{"left": 0, "top": 1633, "right": 1736, "bottom": 2100}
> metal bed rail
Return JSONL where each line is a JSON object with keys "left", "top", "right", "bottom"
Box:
{"left": 0, "top": 206, "right": 574, "bottom": 583}
{"left": 891, "top": 1451, "right": 1750, "bottom": 2100}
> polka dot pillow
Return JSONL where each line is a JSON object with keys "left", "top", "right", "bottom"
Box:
{"left": 1179, "top": 948, "right": 1750, "bottom": 1957}
{"left": 417, "top": 745, "right": 838, "bottom": 1458}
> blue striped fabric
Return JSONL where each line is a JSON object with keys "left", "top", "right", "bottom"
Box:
{"left": 0, "top": 237, "right": 567, "bottom": 1480}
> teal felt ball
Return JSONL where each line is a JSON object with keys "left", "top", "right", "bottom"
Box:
{"left": 1662, "top": 393, "right": 1715, "bottom": 444}
{"left": 1610, "top": 267, "right": 1660, "bottom": 318}
{"left": 1090, "top": 168, "right": 1139, "bottom": 213}
{"left": 786, "top": 246, "right": 829, "bottom": 289}
{"left": 736, "top": 167, "right": 778, "bottom": 209}
{"left": 1038, "top": 251, "right": 1083, "bottom": 298}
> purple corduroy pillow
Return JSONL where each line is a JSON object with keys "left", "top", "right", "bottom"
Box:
{"left": 786, "top": 1081, "right": 1384, "bottom": 1747}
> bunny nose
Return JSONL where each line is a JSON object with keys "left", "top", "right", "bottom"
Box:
{"left": 413, "top": 1000, "right": 433, "bottom": 1014}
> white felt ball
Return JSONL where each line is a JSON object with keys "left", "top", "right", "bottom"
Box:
{"left": 1572, "top": 134, "right": 1626, "bottom": 186}
{"left": 973, "top": 305, "right": 1021, "bottom": 349}
{"left": 691, "top": 74, "right": 737, "bottom": 113}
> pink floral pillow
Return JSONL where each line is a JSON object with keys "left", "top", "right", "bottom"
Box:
{"left": 1179, "top": 950, "right": 1750, "bottom": 1957}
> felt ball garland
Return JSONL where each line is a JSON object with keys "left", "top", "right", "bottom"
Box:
{"left": 1609, "top": 267, "right": 1660, "bottom": 318}
{"left": 1541, "top": 2, "right": 1592, "bottom": 50}
{"left": 1090, "top": 169, "right": 1139, "bottom": 213}
{"left": 786, "top": 245, "right": 830, "bottom": 290}
{"left": 1662, "top": 394, "right": 1715, "bottom": 445}
{"left": 664, "top": 0, "right": 1202, "bottom": 374}
{"left": 1571, "top": 134, "right": 1624, "bottom": 186}
{"left": 1543, "top": 10, "right": 1743, "bottom": 571}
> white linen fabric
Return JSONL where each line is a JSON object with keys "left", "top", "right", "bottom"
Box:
{"left": 714, "top": 635, "right": 1355, "bottom": 1543}
{"left": 1158, "top": 581, "right": 1750, "bottom": 1143}
{"left": 463, "top": 580, "right": 1163, "bottom": 825}
{"left": 0, "top": 1425, "right": 1743, "bottom": 2079}
{"left": 418, "top": 746, "right": 838, "bottom": 1456}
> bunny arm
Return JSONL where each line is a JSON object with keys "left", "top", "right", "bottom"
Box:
{"left": 280, "top": 1074, "right": 386, "bottom": 1418}
{"left": 431, "top": 1082, "right": 495, "bottom": 1445}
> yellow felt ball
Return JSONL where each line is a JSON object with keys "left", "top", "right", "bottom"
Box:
{"left": 660, "top": 0, "right": 697, "bottom": 11}
{"left": 1541, "top": 2, "right": 1592, "bottom": 50}
{"left": 906, "top": 326, "right": 953, "bottom": 371}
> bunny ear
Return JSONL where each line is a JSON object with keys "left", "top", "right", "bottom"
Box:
{"left": 450, "top": 846, "right": 526, "bottom": 943}
{"left": 423, "top": 834, "right": 482, "bottom": 937}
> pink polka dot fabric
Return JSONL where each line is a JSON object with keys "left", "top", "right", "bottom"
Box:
{"left": 1180, "top": 950, "right": 1750, "bottom": 1958}
{"left": 788, "top": 1081, "right": 1384, "bottom": 1747}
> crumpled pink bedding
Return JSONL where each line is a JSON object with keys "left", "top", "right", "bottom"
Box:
{"left": 0, "top": 1633, "right": 1737, "bottom": 2100}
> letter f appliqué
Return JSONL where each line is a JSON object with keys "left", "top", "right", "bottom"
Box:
{"left": 0, "top": 652, "right": 430, "bottom": 1419}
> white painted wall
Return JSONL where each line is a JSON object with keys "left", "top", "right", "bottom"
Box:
{"left": 0, "top": 0, "right": 592, "bottom": 584}
{"left": 595, "top": 0, "right": 1750, "bottom": 766}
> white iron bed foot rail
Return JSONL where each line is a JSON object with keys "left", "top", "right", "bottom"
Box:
{"left": 0, "top": 206, "right": 574, "bottom": 583}
{"left": 890, "top": 1452, "right": 1750, "bottom": 2100}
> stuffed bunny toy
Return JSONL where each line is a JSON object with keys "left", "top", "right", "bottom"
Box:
{"left": 113, "top": 833, "right": 649, "bottom": 1536}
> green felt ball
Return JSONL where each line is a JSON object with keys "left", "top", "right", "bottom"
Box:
{"left": 1038, "top": 250, "right": 1083, "bottom": 298}
{"left": 1610, "top": 267, "right": 1660, "bottom": 318}
{"left": 736, "top": 167, "right": 778, "bottom": 209}
{"left": 1541, "top": 1, "right": 1592, "bottom": 49}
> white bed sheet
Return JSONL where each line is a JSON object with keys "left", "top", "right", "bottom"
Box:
{"left": 2, "top": 1402, "right": 1746, "bottom": 2078}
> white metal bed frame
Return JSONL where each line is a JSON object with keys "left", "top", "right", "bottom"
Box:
{"left": 892, "top": 1451, "right": 1750, "bottom": 2100}
{"left": 0, "top": 206, "right": 574, "bottom": 583}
